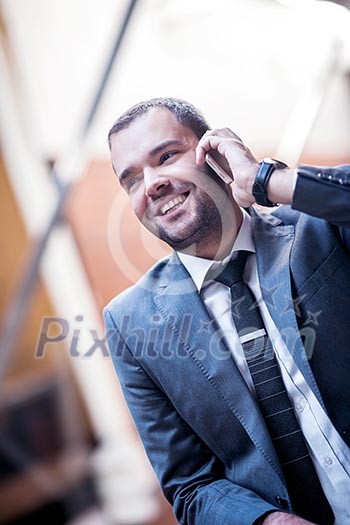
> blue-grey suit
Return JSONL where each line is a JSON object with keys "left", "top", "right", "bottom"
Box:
{"left": 104, "top": 165, "right": 350, "bottom": 524}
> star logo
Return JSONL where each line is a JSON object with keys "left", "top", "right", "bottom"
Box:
{"left": 197, "top": 319, "right": 214, "bottom": 334}
{"left": 254, "top": 283, "right": 281, "bottom": 312}
{"left": 283, "top": 294, "right": 307, "bottom": 317}
{"left": 304, "top": 310, "right": 322, "bottom": 326}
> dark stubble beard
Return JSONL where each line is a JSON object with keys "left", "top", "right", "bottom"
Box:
{"left": 148, "top": 191, "right": 223, "bottom": 256}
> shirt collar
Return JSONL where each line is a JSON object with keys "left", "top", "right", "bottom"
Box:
{"left": 177, "top": 209, "right": 255, "bottom": 292}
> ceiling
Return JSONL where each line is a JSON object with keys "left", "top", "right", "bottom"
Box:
{"left": 1, "top": 0, "right": 349, "bottom": 165}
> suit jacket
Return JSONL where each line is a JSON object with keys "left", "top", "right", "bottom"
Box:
{"left": 104, "top": 165, "right": 350, "bottom": 525}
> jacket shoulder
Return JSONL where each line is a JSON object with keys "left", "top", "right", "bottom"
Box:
{"left": 104, "top": 254, "right": 173, "bottom": 316}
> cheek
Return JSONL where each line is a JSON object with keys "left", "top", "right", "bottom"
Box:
{"left": 130, "top": 192, "right": 147, "bottom": 221}
{"left": 168, "top": 163, "right": 208, "bottom": 185}
{"left": 164, "top": 151, "right": 200, "bottom": 180}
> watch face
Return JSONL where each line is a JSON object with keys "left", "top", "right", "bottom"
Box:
{"left": 268, "top": 158, "right": 288, "bottom": 169}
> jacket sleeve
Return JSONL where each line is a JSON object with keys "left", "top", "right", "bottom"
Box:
{"left": 104, "top": 308, "right": 279, "bottom": 525}
{"left": 292, "top": 164, "right": 350, "bottom": 232}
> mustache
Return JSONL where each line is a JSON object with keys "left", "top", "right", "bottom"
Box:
{"left": 147, "top": 182, "right": 193, "bottom": 210}
{"left": 157, "top": 181, "right": 193, "bottom": 198}
{"left": 150, "top": 181, "right": 194, "bottom": 201}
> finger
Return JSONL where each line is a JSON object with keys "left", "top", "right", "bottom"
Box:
{"left": 197, "top": 135, "right": 244, "bottom": 166}
{"left": 220, "top": 128, "right": 243, "bottom": 142}
{"left": 198, "top": 129, "right": 243, "bottom": 150}
{"left": 196, "top": 134, "right": 223, "bottom": 164}
{"left": 207, "top": 127, "right": 243, "bottom": 142}
{"left": 196, "top": 129, "right": 214, "bottom": 164}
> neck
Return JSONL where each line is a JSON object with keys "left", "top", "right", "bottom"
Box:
{"left": 180, "top": 205, "right": 243, "bottom": 260}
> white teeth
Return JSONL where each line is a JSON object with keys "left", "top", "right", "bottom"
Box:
{"left": 161, "top": 195, "right": 187, "bottom": 215}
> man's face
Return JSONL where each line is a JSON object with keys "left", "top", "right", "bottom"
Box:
{"left": 110, "top": 108, "right": 236, "bottom": 258}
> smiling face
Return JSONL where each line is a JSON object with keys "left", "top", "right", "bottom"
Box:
{"left": 110, "top": 108, "right": 239, "bottom": 259}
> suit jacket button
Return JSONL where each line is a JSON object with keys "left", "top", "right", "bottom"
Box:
{"left": 274, "top": 496, "right": 289, "bottom": 509}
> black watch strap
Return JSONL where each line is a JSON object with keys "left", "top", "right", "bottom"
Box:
{"left": 253, "top": 158, "right": 288, "bottom": 207}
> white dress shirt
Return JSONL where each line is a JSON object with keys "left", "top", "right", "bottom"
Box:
{"left": 178, "top": 211, "right": 350, "bottom": 524}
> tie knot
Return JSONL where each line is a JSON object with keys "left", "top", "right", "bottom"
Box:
{"left": 215, "top": 250, "right": 250, "bottom": 287}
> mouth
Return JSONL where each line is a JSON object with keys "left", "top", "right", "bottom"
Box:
{"left": 160, "top": 193, "right": 189, "bottom": 215}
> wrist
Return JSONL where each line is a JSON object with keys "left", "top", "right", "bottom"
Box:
{"left": 252, "top": 158, "right": 289, "bottom": 207}
{"left": 267, "top": 167, "right": 298, "bottom": 205}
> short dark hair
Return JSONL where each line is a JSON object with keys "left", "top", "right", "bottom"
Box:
{"left": 107, "top": 97, "right": 210, "bottom": 149}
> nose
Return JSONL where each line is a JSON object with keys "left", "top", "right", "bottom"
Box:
{"left": 144, "top": 167, "right": 170, "bottom": 198}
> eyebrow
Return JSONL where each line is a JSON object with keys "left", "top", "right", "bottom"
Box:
{"left": 118, "top": 139, "right": 185, "bottom": 186}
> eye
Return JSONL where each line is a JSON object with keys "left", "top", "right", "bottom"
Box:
{"left": 126, "top": 176, "right": 142, "bottom": 193}
{"left": 160, "top": 151, "right": 178, "bottom": 164}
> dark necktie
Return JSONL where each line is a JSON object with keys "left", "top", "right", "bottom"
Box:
{"left": 215, "top": 250, "right": 334, "bottom": 524}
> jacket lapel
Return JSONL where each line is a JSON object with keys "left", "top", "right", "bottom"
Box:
{"left": 154, "top": 252, "right": 283, "bottom": 478}
{"left": 251, "top": 210, "right": 324, "bottom": 404}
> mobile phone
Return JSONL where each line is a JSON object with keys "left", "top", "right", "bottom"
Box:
{"left": 205, "top": 153, "right": 233, "bottom": 184}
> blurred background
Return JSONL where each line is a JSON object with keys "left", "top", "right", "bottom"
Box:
{"left": 0, "top": 0, "right": 349, "bottom": 524}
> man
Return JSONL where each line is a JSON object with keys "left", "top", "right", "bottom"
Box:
{"left": 104, "top": 98, "right": 350, "bottom": 525}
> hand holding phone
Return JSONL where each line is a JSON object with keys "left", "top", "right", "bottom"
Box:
{"left": 205, "top": 153, "right": 233, "bottom": 184}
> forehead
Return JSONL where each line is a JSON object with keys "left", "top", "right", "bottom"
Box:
{"left": 110, "top": 108, "right": 198, "bottom": 169}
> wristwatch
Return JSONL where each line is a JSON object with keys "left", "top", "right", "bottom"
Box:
{"left": 252, "top": 158, "right": 288, "bottom": 207}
